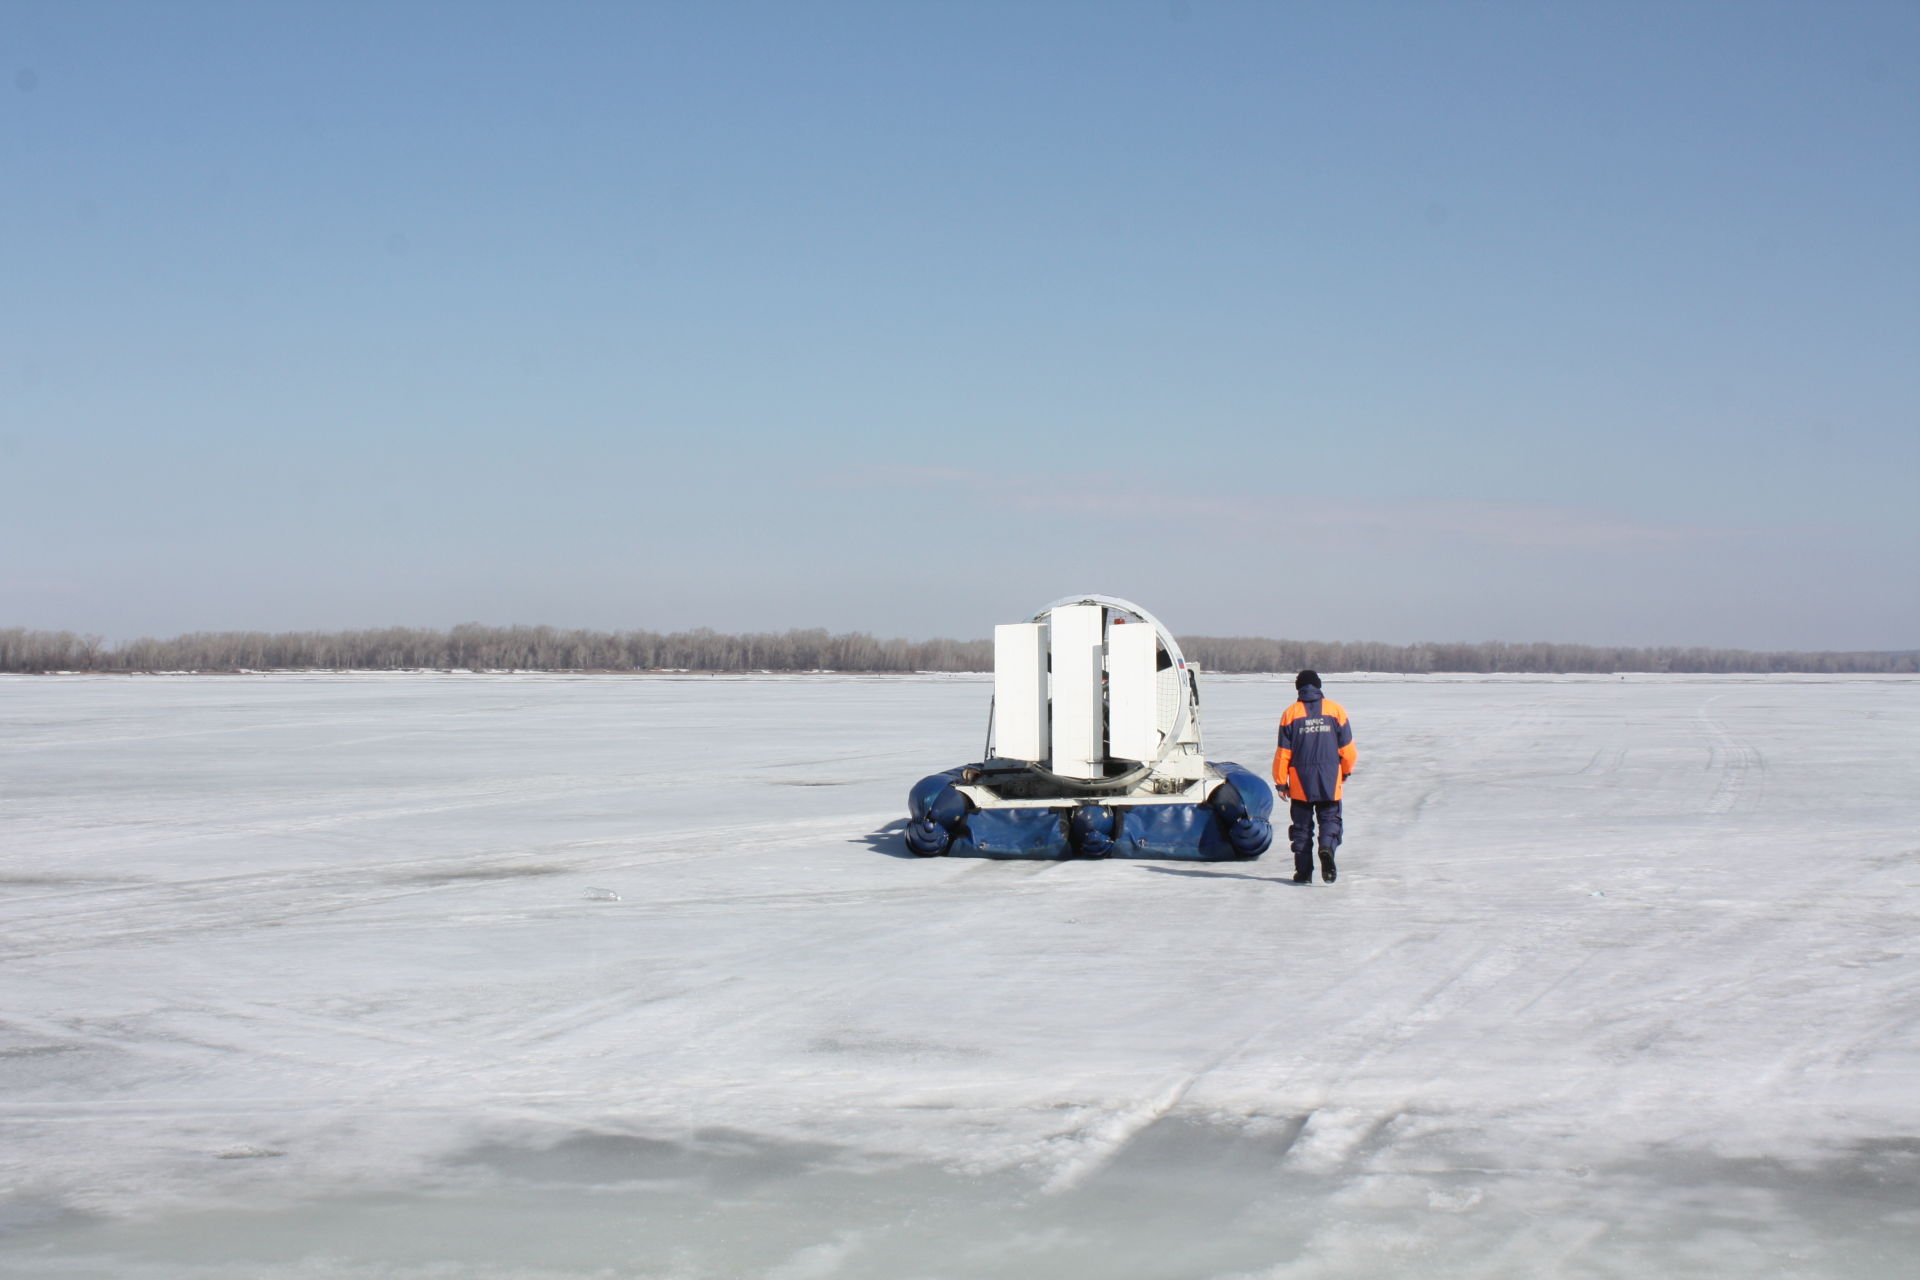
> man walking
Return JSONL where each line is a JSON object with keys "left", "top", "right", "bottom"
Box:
{"left": 1273, "top": 669, "right": 1357, "bottom": 883}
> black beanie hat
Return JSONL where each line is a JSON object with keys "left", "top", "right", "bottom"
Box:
{"left": 1295, "top": 669, "right": 1321, "bottom": 691}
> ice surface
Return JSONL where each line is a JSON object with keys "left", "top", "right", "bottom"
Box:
{"left": 1, "top": 671, "right": 1916, "bottom": 1277}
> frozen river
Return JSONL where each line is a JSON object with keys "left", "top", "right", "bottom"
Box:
{"left": 1, "top": 671, "right": 1915, "bottom": 1278}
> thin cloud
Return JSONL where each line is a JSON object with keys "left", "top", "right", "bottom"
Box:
{"left": 0, "top": 577, "right": 87, "bottom": 597}
{"left": 831, "top": 465, "right": 1744, "bottom": 549}
{"left": 1319, "top": 498, "right": 1735, "bottom": 549}
{"left": 824, "top": 463, "right": 988, "bottom": 489}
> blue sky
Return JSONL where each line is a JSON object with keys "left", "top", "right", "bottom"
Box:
{"left": 4, "top": 0, "right": 1915, "bottom": 650}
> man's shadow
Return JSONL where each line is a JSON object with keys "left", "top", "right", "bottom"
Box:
{"left": 1135, "top": 865, "right": 1307, "bottom": 885}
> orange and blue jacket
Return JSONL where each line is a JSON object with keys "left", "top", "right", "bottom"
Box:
{"left": 1272, "top": 685, "right": 1356, "bottom": 802}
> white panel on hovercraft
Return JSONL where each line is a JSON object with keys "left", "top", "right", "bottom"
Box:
{"left": 992, "top": 623, "right": 1048, "bottom": 762}
{"left": 1048, "top": 605, "right": 1104, "bottom": 779}
{"left": 1106, "top": 621, "right": 1159, "bottom": 762}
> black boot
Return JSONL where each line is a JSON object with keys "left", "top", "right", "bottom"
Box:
{"left": 1291, "top": 870, "right": 1312, "bottom": 884}
{"left": 1318, "top": 844, "right": 1337, "bottom": 883}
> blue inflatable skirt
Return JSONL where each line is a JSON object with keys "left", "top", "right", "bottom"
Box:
{"left": 905, "top": 762, "right": 1274, "bottom": 860}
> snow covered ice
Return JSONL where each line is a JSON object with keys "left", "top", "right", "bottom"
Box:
{"left": 1, "top": 671, "right": 1916, "bottom": 1278}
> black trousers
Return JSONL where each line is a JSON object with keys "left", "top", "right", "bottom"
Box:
{"left": 1288, "top": 799, "right": 1343, "bottom": 877}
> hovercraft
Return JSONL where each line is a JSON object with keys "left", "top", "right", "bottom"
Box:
{"left": 905, "top": 595, "right": 1273, "bottom": 860}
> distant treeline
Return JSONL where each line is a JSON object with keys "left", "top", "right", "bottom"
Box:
{"left": 0, "top": 625, "right": 990, "bottom": 674}
{"left": 1178, "top": 636, "right": 1918, "bottom": 675}
{"left": 3, "top": 624, "right": 1914, "bottom": 675}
